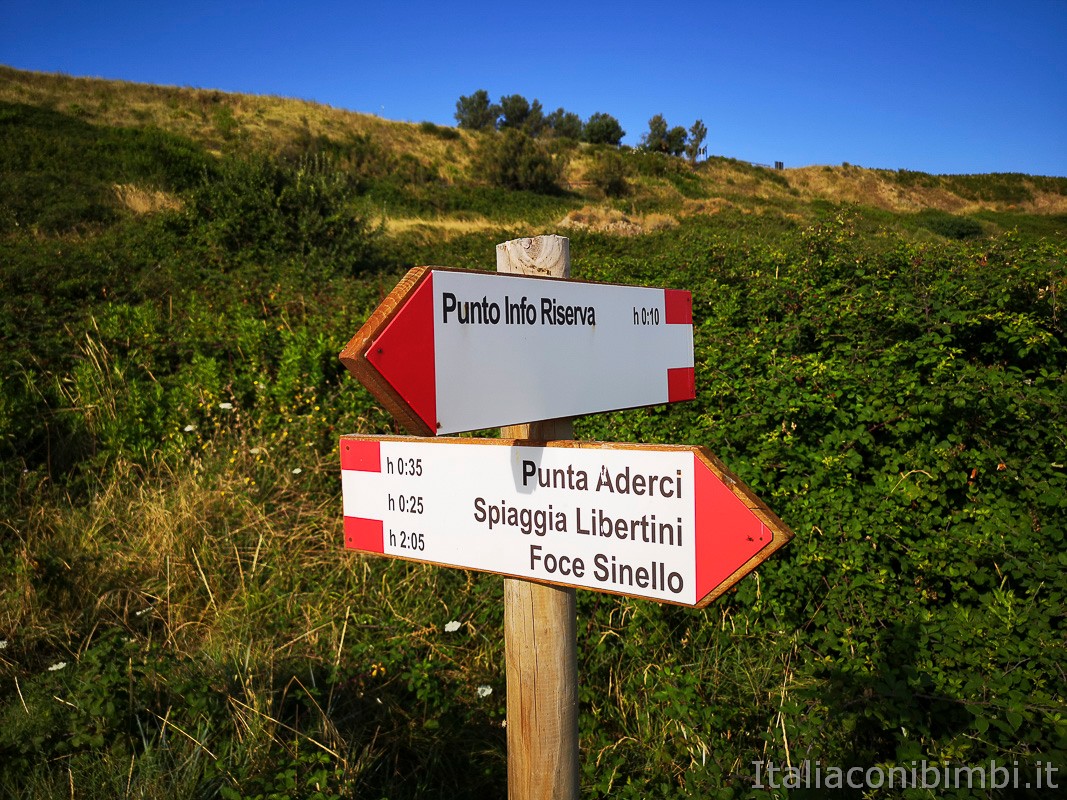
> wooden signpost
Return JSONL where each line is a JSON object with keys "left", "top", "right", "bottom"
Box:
{"left": 496, "top": 236, "right": 579, "bottom": 800}
{"left": 338, "top": 235, "right": 794, "bottom": 800}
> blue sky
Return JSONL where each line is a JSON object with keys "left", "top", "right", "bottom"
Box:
{"left": 3, "top": 0, "right": 1065, "bottom": 176}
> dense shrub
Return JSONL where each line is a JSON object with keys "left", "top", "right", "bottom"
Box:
{"left": 916, "top": 209, "right": 985, "bottom": 239}
{"left": 473, "top": 129, "right": 565, "bottom": 193}
{"left": 184, "top": 152, "right": 381, "bottom": 271}
{"left": 0, "top": 101, "right": 208, "bottom": 232}
{"left": 418, "top": 120, "right": 461, "bottom": 140}
{"left": 586, "top": 149, "right": 631, "bottom": 197}
{"left": 581, "top": 112, "right": 625, "bottom": 146}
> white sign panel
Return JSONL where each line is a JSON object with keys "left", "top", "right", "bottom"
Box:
{"left": 340, "top": 268, "right": 696, "bottom": 436}
{"left": 340, "top": 435, "right": 792, "bottom": 607}
{"left": 431, "top": 270, "right": 694, "bottom": 433}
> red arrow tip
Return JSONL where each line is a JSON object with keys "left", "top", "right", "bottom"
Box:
{"left": 694, "top": 453, "right": 771, "bottom": 603}
{"left": 365, "top": 274, "right": 437, "bottom": 432}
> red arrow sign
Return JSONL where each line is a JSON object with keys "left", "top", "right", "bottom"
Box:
{"left": 340, "top": 268, "right": 695, "bottom": 436}
{"left": 340, "top": 435, "right": 793, "bottom": 607}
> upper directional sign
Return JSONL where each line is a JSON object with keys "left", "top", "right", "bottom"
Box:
{"left": 340, "top": 268, "right": 695, "bottom": 435}
{"left": 340, "top": 435, "right": 794, "bottom": 607}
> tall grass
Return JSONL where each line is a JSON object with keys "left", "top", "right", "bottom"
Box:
{"left": 2, "top": 410, "right": 509, "bottom": 797}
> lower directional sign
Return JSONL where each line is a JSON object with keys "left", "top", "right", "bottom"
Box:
{"left": 340, "top": 435, "right": 793, "bottom": 607}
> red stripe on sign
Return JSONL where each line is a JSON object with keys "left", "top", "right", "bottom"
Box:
{"left": 663, "top": 289, "right": 692, "bottom": 324}
{"left": 667, "top": 367, "right": 696, "bottom": 402}
{"left": 344, "top": 516, "right": 384, "bottom": 553}
{"left": 366, "top": 273, "right": 438, "bottom": 433}
{"left": 694, "top": 454, "right": 769, "bottom": 603}
{"left": 340, "top": 438, "right": 381, "bottom": 472}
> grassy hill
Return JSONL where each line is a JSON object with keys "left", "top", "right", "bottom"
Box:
{"left": 1, "top": 66, "right": 1065, "bottom": 798}
{"left": 4, "top": 65, "right": 1066, "bottom": 235}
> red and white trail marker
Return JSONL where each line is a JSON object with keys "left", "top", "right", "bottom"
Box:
{"left": 340, "top": 268, "right": 695, "bottom": 436}
{"left": 340, "top": 435, "right": 793, "bottom": 608}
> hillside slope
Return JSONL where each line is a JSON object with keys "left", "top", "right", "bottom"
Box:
{"left": 4, "top": 64, "right": 1066, "bottom": 229}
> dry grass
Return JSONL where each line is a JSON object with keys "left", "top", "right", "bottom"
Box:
{"left": 0, "top": 445, "right": 347, "bottom": 658}
{"left": 384, "top": 215, "right": 507, "bottom": 238}
{"left": 113, "top": 183, "right": 183, "bottom": 214}
{"left": 680, "top": 197, "right": 732, "bottom": 217}
{"left": 787, "top": 165, "right": 1067, "bottom": 214}
{"left": 0, "top": 65, "right": 475, "bottom": 181}
{"left": 695, "top": 160, "right": 792, "bottom": 202}
{"left": 558, "top": 206, "right": 678, "bottom": 236}
{"left": 1025, "top": 189, "right": 1067, "bottom": 214}
{"left": 787, "top": 165, "right": 962, "bottom": 212}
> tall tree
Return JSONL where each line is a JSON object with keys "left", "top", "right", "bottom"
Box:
{"left": 523, "top": 99, "right": 546, "bottom": 137}
{"left": 582, "top": 112, "right": 625, "bottom": 146}
{"left": 643, "top": 115, "right": 689, "bottom": 156}
{"left": 497, "top": 95, "right": 547, "bottom": 136}
{"left": 454, "top": 90, "right": 500, "bottom": 131}
{"left": 666, "top": 125, "right": 688, "bottom": 157}
{"left": 498, "top": 95, "right": 531, "bottom": 129}
{"left": 641, "top": 114, "right": 669, "bottom": 152}
{"left": 546, "top": 108, "right": 583, "bottom": 140}
{"left": 686, "top": 119, "right": 708, "bottom": 163}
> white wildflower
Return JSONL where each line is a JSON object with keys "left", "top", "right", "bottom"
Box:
{"left": 0, "top": 640, "right": 8, "bottom": 649}
{"left": 292, "top": 467, "right": 302, "bottom": 474}
{"left": 444, "top": 620, "right": 461, "bottom": 633}
{"left": 477, "top": 685, "right": 492, "bottom": 698}
{"left": 219, "top": 402, "right": 233, "bottom": 410}
{"left": 48, "top": 662, "right": 67, "bottom": 672}
{"left": 183, "top": 424, "right": 196, "bottom": 432}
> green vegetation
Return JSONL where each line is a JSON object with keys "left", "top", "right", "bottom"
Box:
{"left": 454, "top": 89, "right": 500, "bottom": 132}
{"left": 1, "top": 69, "right": 1066, "bottom": 798}
{"left": 641, "top": 113, "right": 691, "bottom": 157}
{"left": 455, "top": 89, "right": 625, "bottom": 147}
{"left": 914, "top": 209, "right": 985, "bottom": 240}
{"left": 581, "top": 112, "right": 626, "bottom": 147}
{"left": 473, "top": 129, "right": 567, "bottom": 193}
{"left": 586, "top": 150, "right": 632, "bottom": 198}
{"left": 887, "top": 169, "right": 1067, "bottom": 206}
{"left": 0, "top": 101, "right": 208, "bottom": 233}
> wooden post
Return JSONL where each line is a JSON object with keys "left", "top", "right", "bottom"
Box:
{"left": 497, "top": 235, "right": 580, "bottom": 800}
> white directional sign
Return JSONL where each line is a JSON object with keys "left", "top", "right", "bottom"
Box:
{"left": 339, "top": 268, "right": 695, "bottom": 436}
{"left": 340, "top": 435, "right": 793, "bottom": 607}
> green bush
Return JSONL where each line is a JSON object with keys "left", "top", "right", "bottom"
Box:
{"left": 184, "top": 152, "right": 381, "bottom": 272}
{"left": 916, "top": 209, "right": 985, "bottom": 239}
{"left": 0, "top": 102, "right": 208, "bottom": 232}
{"left": 581, "top": 112, "right": 625, "bottom": 146}
{"left": 473, "top": 129, "right": 565, "bottom": 193}
{"left": 418, "top": 120, "right": 461, "bottom": 141}
{"left": 586, "top": 149, "right": 631, "bottom": 197}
